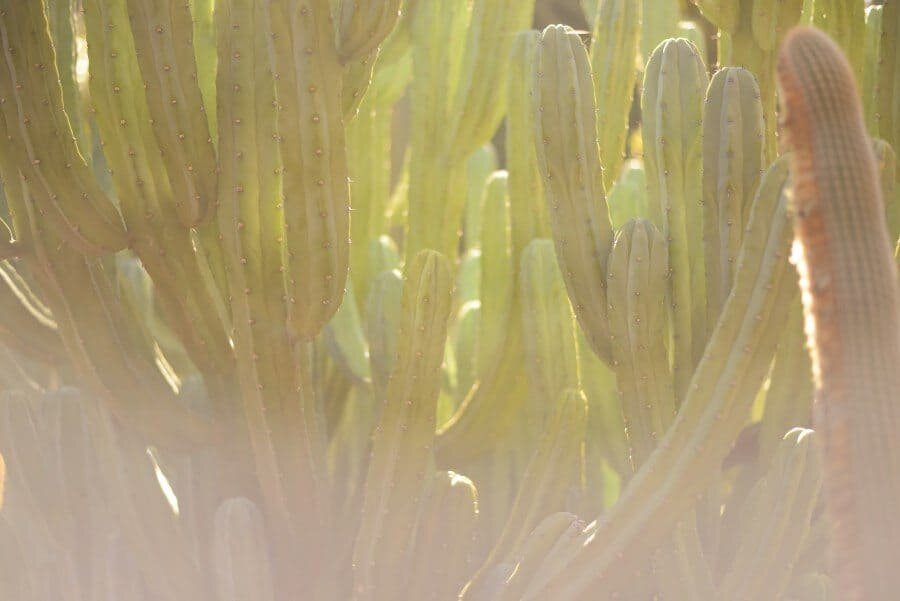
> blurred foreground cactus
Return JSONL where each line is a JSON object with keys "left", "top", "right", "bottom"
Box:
{"left": 0, "top": 1, "right": 896, "bottom": 600}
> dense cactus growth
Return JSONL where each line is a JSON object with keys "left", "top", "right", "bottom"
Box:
{"left": 0, "top": 1, "right": 896, "bottom": 601}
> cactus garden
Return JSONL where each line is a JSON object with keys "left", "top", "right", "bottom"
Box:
{"left": 0, "top": 0, "right": 898, "bottom": 599}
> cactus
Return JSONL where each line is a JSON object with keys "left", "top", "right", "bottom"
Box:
{"left": 777, "top": 26, "right": 900, "bottom": 599}
{"left": 1, "top": 2, "right": 895, "bottom": 600}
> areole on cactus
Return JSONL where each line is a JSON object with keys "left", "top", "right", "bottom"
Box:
{"left": 0, "top": 1, "right": 896, "bottom": 601}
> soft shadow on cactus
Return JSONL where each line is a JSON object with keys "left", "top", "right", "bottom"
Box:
{"left": 0, "top": 1, "right": 896, "bottom": 601}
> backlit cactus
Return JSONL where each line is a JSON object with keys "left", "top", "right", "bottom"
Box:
{"left": 0, "top": 1, "right": 896, "bottom": 600}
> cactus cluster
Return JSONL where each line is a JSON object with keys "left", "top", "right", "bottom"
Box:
{"left": 0, "top": 1, "right": 897, "bottom": 600}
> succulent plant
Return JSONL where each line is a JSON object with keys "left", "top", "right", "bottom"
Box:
{"left": 0, "top": 1, "right": 895, "bottom": 600}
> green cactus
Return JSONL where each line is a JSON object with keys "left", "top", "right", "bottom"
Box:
{"left": 1, "top": 3, "right": 894, "bottom": 600}
{"left": 777, "top": 26, "right": 900, "bottom": 599}
{"left": 642, "top": 37, "right": 708, "bottom": 393}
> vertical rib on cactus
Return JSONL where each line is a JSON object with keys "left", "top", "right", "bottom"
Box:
{"left": 82, "top": 0, "right": 231, "bottom": 380}
{"left": 519, "top": 239, "right": 579, "bottom": 421}
{"left": 702, "top": 67, "right": 765, "bottom": 331}
{"left": 517, "top": 156, "right": 796, "bottom": 600}
{"left": 346, "top": 57, "right": 409, "bottom": 307}
{"left": 590, "top": 0, "right": 640, "bottom": 192}
{"left": 718, "top": 428, "right": 823, "bottom": 600}
{"left": 507, "top": 31, "right": 549, "bottom": 258}
{"left": 878, "top": 2, "right": 900, "bottom": 161}
{"left": 403, "top": 0, "right": 467, "bottom": 263}
{"left": 607, "top": 219, "right": 713, "bottom": 600}
{"left": 352, "top": 250, "right": 452, "bottom": 600}
{"left": 777, "top": 26, "right": 900, "bottom": 600}
{"left": 607, "top": 219, "right": 673, "bottom": 470}
{"left": 862, "top": 5, "right": 883, "bottom": 136}
{"left": 217, "top": 3, "right": 332, "bottom": 596}
{"left": 642, "top": 38, "right": 708, "bottom": 394}
{"left": 533, "top": 24, "right": 614, "bottom": 363}
{"left": 477, "top": 171, "right": 513, "bottom": 376}
{"left": 447, "top": 0, "right": 536, "bottom": 162}
{"left": 463, "top": 145, "right": 498, "bottom": 252}
{"left": 266, "top": 0, "right": 349, "bottom": 340}
{"left": 0, "top": 1, "right": 127, "bottom": 256}
{"left": 873, "top": 138, "right": 899, "bottom": 244}
{"left": 811, "top": 0, "right": 866, "bottom": 85}
{"left": 125, "top": 0, "right": 218, "bottom": 227}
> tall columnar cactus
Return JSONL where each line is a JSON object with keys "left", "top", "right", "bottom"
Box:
{"left": 532, "top": 24, "right": 614, "bottom": 363}
{"left": 777, "top": 26, "right": 900, "bottom": 600}
{"left": 0, "top": 1, "right": 895, "bottom": 599}
{"left": 642, "top": 37, "right": 708, "bottom": 393}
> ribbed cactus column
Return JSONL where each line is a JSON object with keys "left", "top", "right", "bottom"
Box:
{"left": 532, "top": 24, "right": 614, "bottom": 363}
{"left": 777, "top": 26, "right": 900, "bottom": 600}
{"left": 514, "top": 156, "right": 796, "bottom": 599}
{"left": 702, "top": 67, "right": 765, "bottom": 330}
{"left": 404, "top": 0, "right": 535, "bottom": 264}
{"left": 352, "top": 250, "right": 453, "bottom": 600}
{"left": 82, "top": 0, "right": 232, "bottom": 381}
{"left": 642, "top": 38, "right": 708, "bottom": 394}
{"left": 590, "top": 0, "right": 641, "bottom": 191}
{"left": 0, "top": 2, "right": 128, "bottom": 256}
{"left": 694, "top": 0, "right": 804, "bottom": 159}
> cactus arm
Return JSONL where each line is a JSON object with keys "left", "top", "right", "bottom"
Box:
{"left": 777, "top": 26, "right": 900, "bottom": 599}
{"left": 406, "top": 471, "right": 480, "bottom": 601}
{"left": 811, "top": 0, "right": 866, "bottom": 84}
{"left": 346, "top": 64, "right": 407, "bottom": 305}
{"left": 124, "top": 0, "right": 218, "bottom": 226}
{"left": 718, "top": 428, "right": 823, "bottom": 600}
{"left": 212, "top": 498, "right": 275, "bottom": 601}
{"left": 402, "top": 0, "right": 466, "bottom": 263}
{"left": 476, "top": 171, "right": 513, "bottom": 376}
{"left": 520, "top": 239, "right": 580, "bottom": 418}
{"left": 447, "top": 0, "right": 535, "bottom": 162}
{"left": 533, "top": 24, "right": 614, "bottom": 363}
{"left": 702, "top": 67, "right": 765, "bottom": 332}
{"left": 365, "top": 269, "right": 403, "bottom": 402}
{"left": 516, "top": 156, "right": 796, "bottom": 600}
{"left": 642, "top": 38, "right": 709, "bottom": 391}
{"left": 352, "top": 250, "right": 452, "bottom": 600}
{"left": 462, "top": 144, "right": 498, "bottom": 252}
{"left": 265, "top": 0, "right": 349, "bottom": 340}
{"left": 607, "top": 219, "right": 714, "bottom": 600}
{"left": 507, "top": 31, "right": 549, "bottom": 256}
{"left": 590, "top": 0, "right": 641, "bottom": 192}
{"left": 862, "top": 5, "right": 883, "bottom": 136}
{"left": 757, "top": 300, "right": 813, "bottom": 466}
{"left": 0, "top": 1, "right": 127, "bottom": 256}
{"left": 878, "top": 2, "right": 900, "bottom": 157}
{"left": 325, "top": 281, "right": 371, "bottom": 384}
{"left": 82, "top": 0, "right": 232, "bottom": 378}
{"left": 607, "top": 220, "right": 673, "bottom": 469}
{"left": 215, "top": 6, "right": 331, "bottom": 596}
{"left": 607, "top": 160, "right": 649, "bottom": 229}
{"left": 873, "top": 138, "right": 899, "bottom": 243}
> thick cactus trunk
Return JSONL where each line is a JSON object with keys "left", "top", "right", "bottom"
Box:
{"left": 777, "top": 26, "right": 900, "bottom": 601}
